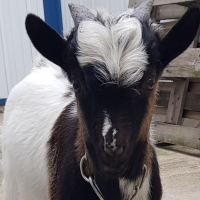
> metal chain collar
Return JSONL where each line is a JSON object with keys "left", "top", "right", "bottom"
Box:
{"left": 80, "top": 154, "right": 148, "bottom": 200}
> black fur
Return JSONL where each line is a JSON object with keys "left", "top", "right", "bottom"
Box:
{"left": 25, "top": 14, "right": 66, "bottom": 67}
{"left": 160, "top": 7, "right": 200, "bottom": 66}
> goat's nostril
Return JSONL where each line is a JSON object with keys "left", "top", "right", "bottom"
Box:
{"left": 104, "top": 145, "right": 124, "bottom": 158}
{"left": 104, "top": 146, "right": 114, "bottom": 157}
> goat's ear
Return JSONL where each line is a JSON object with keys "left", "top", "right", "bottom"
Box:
{"left": 25, "top": 14, "right": 66, "bottom": 67}
{"left": 161, "top": 7, "right": 200, "bottom": 67}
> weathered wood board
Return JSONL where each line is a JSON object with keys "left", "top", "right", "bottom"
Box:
{"left": 153, "top": 114, "right": 200, "bottom": 128}
{"left": 158, "top": 81, "right": 173, "bottom": 91}
{"left": 155, "top": 4, "right": 187, "bottom": 20}
{"left": 184, "top": 110, "right": 200, "bottom": 120}
{"left": 154, "top": 106, "right": 167, "bottom": 115}
{"left": 162, "top": 48, "right": 200, "bottom": 78}
{"left": 156, "top": 90, "right": 170, "bottom": 107}
{"left": 153, "top": 122, "right": 200, "bottom": 150}
{"left": 188, "top": 82, "right": 200, "bottom": 92}
{"left": 185, "top": 92, "right": 200, "bottom": 111}
{"left": 165, "top": 79, "right": 189, "bottom": 124}
{"left": 129, "top": 0, "right": 196, "bottom": 8}
{"left": 129, "top": 0, "right": 200, "bottom": 150}
{"left": 156, "top": 91, "right": 200, "bottom": 111}
{"left": 153, "top": 0, "right": 196, "bottom": 6}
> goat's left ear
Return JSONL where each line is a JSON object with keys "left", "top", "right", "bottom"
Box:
{"left": 161, "top": 7, "right": 200, "bottom": 67}
{"left": 25, "top": 14, "right": 67, "bottom": 67}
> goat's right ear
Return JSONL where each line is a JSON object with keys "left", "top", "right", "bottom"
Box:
{"left": 25, "top": 14, "right": 66, "bottom": 67}
{"left": 160, "top": 7, "right": 200, "bottom": 67}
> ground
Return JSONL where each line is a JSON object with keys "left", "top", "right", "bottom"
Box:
{"left": 0, "top": 112, "right": 200, "bottom": 199}
{"left": 157, "top": 144, "right": 200, "bottom": 200}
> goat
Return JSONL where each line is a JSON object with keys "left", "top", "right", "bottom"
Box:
{"left": 2, "top": 0, "right": 200, "bottom": 200}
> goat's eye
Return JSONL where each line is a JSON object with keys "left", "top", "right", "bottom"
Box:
{"left": 147, "top": 78, "right": 155, "bottom": 89}
{"left": 73, "top": 81, "right": 80, "bottom": 92}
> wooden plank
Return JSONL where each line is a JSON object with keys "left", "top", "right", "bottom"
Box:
{"left": 158, "top": 82, "right": 173, "bottom": 91}
{"left": 153, "top": 114, "right": 166, "bottom": 122}
{"left": 153, "top": 0, "right": 196, "bottom": 6}
{"left": 157, "top": 144, "right": 200, "bottom": 157}
{"left": 181, "top": 118, "right": 200, "bottom": 128}
{"left": 129, "top": 0, "right": 196, "bottom": 7}
{"left": 154, "top": 106, "right": 167, "bottom": 115}
{"left": 156, "top": 90, "right": 170, "bottom": 107}
{"left": 165, "top": 79, "right": 189, "bottom": 124}
{"left": 189, "top": 78, "right": 200, "bottom": 83}
{"left": 188, "top": 82, "right": 200, "bottom": 92}
{"left": 155, "top": 5, "right": 187, "bottom": 20}
{"left": 162, "top": 48, "right": 200, "bottom": 78}
{"left": 193, "top": 26, "right": 200, "bottom": 48}
{"left": 151, "top": 5, "right": 158, "bottom": 19}
{"left": 153, "top": 122, "right": 200, "bottom": 150}
{"left": 190, "top": 25, "right": 200, "bottom": 48}
{"left": 183, "top": 110, "right": 200, "bottom": 120}
{"left": 156, "top": 99, "right": 169, "bottom": 108}
{"left": 153, "top": 114, "right": 200, "bottom": 128}
{"left": 184, "top": 92, "right": 200, "bottom": 111}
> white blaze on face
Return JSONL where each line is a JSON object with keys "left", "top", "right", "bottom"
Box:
{"left": 102, "top": 112, "right": 118, "bottom": 152}
{"left": 109, "top": 128, "right": 118, "bottom": 152}
{"left": 102, "top": 113, "right": 112, "bottom": 138}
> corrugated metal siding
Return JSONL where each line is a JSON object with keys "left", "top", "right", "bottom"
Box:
{"left": 0, "top": 0, "right": 44, "bottom": 98}
{"left": 61, "top": 0, "right": 129, "bottom": 35}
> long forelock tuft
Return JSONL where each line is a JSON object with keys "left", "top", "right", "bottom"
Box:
{"left": 76, "top": 9, "right": 151, "bottom": 87}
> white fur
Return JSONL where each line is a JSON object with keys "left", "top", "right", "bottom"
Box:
{"left": 102, "top": 112, "right": 112, "bottom": 150}
{"left": 102, "top": 112, "right": 118, "bottom": 152}
{"left": 102, "top": 112, "right": 111, "bottom": 137}
{"left": 119, "top": 169, "right": 151, "bottom": 200}
{"left": 110, "top": 128, "right": 117, "bottom": 152}
{"left": 1, "top": 56, "right": 76, "bottom": 200}
{"left": 77, "top": 16, "right": 148, "bottom": 87}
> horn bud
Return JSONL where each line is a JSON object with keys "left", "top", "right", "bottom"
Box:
{"left": 68, "top": 3, "right": 96, "bottom": 28}
{"left": 134, "top": 0, "right": 154, "bottom": 19}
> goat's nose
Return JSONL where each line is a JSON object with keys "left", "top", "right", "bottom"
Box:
{"left": 104, "top": 145, "right": 124, "bottom": 158}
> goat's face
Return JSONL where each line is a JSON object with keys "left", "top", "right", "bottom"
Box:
{"left": 25, "top": 0, "right": 200, "bottom": 178}
{"left": 55, "top": 7, "right": 162, "bottom": 176}
{"left": 62, "top": 9, "right": 163, "bottom": 178}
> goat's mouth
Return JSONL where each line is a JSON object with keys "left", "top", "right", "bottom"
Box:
{"left": 99, "top": 162, "right": 127, "bottom": 178}
{"left": 93, "top": 149, "right": 130, "bottom": 178}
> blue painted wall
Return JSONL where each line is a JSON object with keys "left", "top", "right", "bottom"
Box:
{"left": 0, "top": 99, "right": 6, "bottom": 105}
{"left": 43, "top": 0, "right": 63, "bottom": 36}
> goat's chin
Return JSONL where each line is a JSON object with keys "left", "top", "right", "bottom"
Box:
{"left": 97, "top": 163, "right": 127, "bottom": 179}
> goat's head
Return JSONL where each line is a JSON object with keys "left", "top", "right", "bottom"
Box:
{"left": 25, "top": 0, "right": 200, "bottom": 178}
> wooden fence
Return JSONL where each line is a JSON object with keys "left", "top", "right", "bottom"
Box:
{"left": 129, "top": 0, "right": 200, "bottom": 149}
{"left": 139, "top": 0, "right": 200, "bottom": 150}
